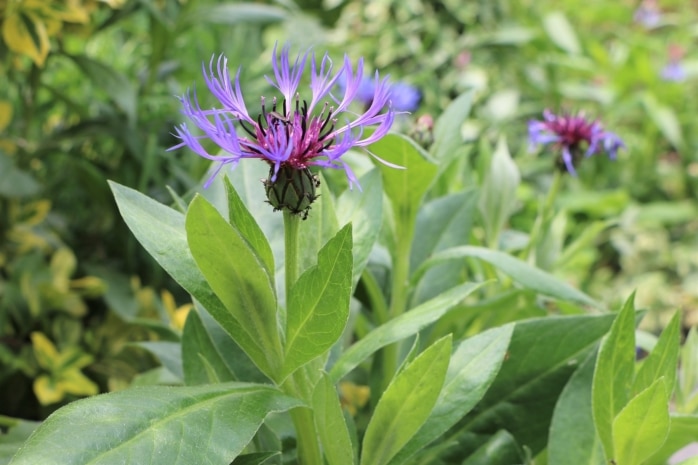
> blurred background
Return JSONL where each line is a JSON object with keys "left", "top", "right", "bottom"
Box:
{"left": 1, "top": 0, "right": 697, "bottom": 421}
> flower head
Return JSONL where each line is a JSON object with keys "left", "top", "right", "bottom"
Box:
{"left": 634, "top": 0, "right": 661, "bottom": 28}
{"left": 170, "top": 44, "right": 395, "bottom": 216}
{"left": 661, "top": 44, "right": 687, "bottom": 82}
{"left": 528, "top": 110, "right": 625, "bottom": 174}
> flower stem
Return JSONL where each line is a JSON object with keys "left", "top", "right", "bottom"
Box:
{"left": 381, "top": 220, "right": 415, "bottom": 391}
{"left": 521, "top": 170, "right": 564, "bottom": 262}
{"left": 284, "top": 210, "right": 301, "bottom": 295}
{"left": 282, "top": 210, "right": 323, "bottom": 465}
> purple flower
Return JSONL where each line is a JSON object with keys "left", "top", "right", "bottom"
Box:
{"left": 661, "top": 61, "right": 686, "bottom": 82}
{"left": 528, "top": 110, "right": 625, "bottom": 174}
{"left": 633, "top": 0, "right": 662, "bottom": 28}
{"left": 339, "top": 74, "right": 421, "bottom": 112}
{"left": 170, "top": 44, "right": 395, "bottom": 190}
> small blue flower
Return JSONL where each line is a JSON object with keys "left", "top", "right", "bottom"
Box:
{"left": 661, "top": 61, "right": 686, "bottom": 82}
{"left": 528, "top": 110, "right": 625, "bottom": 174}
{"left": 339, "top": 74, "right": 421, "bottom": 112}
{"left": 634, "top": 0, "right": 661, "bottom": 28}
{"left": 170, "top": 44, "right": 396, "bottom": 190}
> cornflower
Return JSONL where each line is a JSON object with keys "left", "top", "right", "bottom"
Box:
{"left": 170, "top": 44, "right": 395, "bottom": 217}
{"left": 528, "top": 110, "right": 624, "bottom": 175}
{"left": 341, "top": 75, "right": 421, "bottom": 112}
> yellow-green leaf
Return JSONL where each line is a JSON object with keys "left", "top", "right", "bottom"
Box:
{"left": 0, "top": 100, "right": 12, "bottom": 132}
{"left": 31, "top": 332, "right": 59, "bottom": 370}
{"left": 2, "top": 11, "right": 50, "bottom": 66}
{"left": 58, "top": 370, "right": 99, "bottom": 397}
{"left": 33, "top": 375, "right": 64, "bottom": 405}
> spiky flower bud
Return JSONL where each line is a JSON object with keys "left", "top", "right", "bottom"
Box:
{"left": 263, "top": 166, "right": 320, "bottom": 219}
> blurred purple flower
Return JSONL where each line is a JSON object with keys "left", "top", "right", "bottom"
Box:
{"left": 170, "top": 44, "right": 396, "bottom": 189}
{"left": 528, "top": 110, "right": 625, "bottom": 174}
{"left": 661, "top": 45, "right": 687, "bottom": 82}
{"left": 340, "top": 74, "right": 421, "bottom": 112}
{"left": 634, "top": 0, "right": 661, "bottom": 28}
{"left": 661, "top": 61, "right": 686, "bottom": 81}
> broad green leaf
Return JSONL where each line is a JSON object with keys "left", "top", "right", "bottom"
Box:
{"left": 337, "top": 169, "right": 383, "bottom": 290}
{"left": 432, "top": 90, "right": 475, "bottom": 162}
{"left": 312, "top": 374, "right": 355, "bottom": 465}
{"left": 612, "top": 378, "right": 670, "bottom": 465}
{"left": 676, "top": 458, "right": 698, "bottom": 465}
{"left": 10, "top": 383, "right": 303, "bottom": 465}
{"left": 283, "top": 224, "right": 353, "bottom": 379}
{"left": 69, "top": 55, "right": 137, "bottom": 124}
{"left": 361, "top": 336, "right": 452, "bottom": 465}
{"left": 410, "top": 190, "right": 478, "bottom": 305}
{"left": 460, "top": 430, "right": 523, "bottom": 465}
{"left": 136, "top": 341, "right": 183, "bottom": 381}
{"left": 388, "top": 325, "right": 514, "bottom": 465}
{"left": 186, "top": 194, "right": 283, "bottom": 379}
{"left": 224, "top": 177, "right": 275, "bottom": 278}
{"left": 329, "top": 282, "right": 485, "bottom": 382}
{"left": 445, "top": 312, "right": 617, "bottom": 457}
{"left": 646, "top": 414, "right": 698, "bottom": 465}
{"left": 297, "top": 172, "right": 340, "bottom": 277}
{"left": 412, "top": 246, "right": 599, "bottom": 307}
{"left": 109, "top": 182, "right": 270, "bottom": 376}
{"left": 369, "top": 133, "right": 437, "bottom": 230}
{"left": 592, "top": 295, "right": 637, "bottom": 460}
{"left": 478, "top": 137, "right": 520, "bottom": 247}
{"left": 0, "top": 417, "right": 41, "bottom": 465}
{"left": 182, "top": 309, "right": 236, "bottom": 385}
{"left": 549, "top": 351, "right": 605, "bottom": 465}
{"left": 632, "top": 311, "right": 680, "bottom": 398}
{"left": 543, "top": 11, "right": 581, "bottom": 54}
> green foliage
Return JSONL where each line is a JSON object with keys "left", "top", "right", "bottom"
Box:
{"left": 3, "top": 0, "right": 698, "bottom": 463}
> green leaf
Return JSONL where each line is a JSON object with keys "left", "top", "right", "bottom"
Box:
{"left": 369, "top": 133, "right": 438, "bottom": 231}
{"left": 431, "top": 90, "right": 475, "bottom": 162}
{"left": 478, "top": 137, "right": 520, "bottom": 246}
{"left": 283, "top": 224, "right": 353, "bottom": 379}
{"left": 9, "top": 383, "right": 303, "bottom": 465}
{"left": 69, "top": 55, "right": 137, "bottom": 124}
{"left": 136, "top": 341, "right": 183, "bottom": 381}
{"left": 329, "top": 282, "right": 485, "bottom": 382}
{"left": 224, "top": 177, "right": 275, "bottom": 278}
{"left": 460, "top": 430, "right": 523, "bottom": 465}
{"left": 388, "top": 325, "right": 514, "bottom": 465}
{"left": 542, "top": 11, "right": 581, "bottom": 54}
{"left": 612, "top": 378, "right": 670, "bottom": 465}
{"left": 186, "top": 195, "right": 283, "bottom": 380}
{"left": 592, "top": 295, "right": 637, "bottom": 460}
{"left": 410, "top": 190, "right": 478, "bottom": 304}
{"left": 182, "top": 309, "right": 236, "bottom": 385}
{"left": 231, "top": 452, "right": 280, "bottom": 465}
{"left": 633, "top": 311, "right": 680, "bottom": 398}
{"left": 337, "top": 169, "right": 383, "bottom": 290}
{"left": 109, "top": 182, "right": 271, "bottom": 377}
{"left": 549, "top": 351, "right": 605, "bottom": 465}
{"left": 312, "top": 374, "right": 355, "bottom": 465}
{"left": 446, "top": 312, "right": 618, "bottom": 457}
{"left": 297, "top": 172, "right": 340, "bottom": 278}
{"left": 361, "top": 336, "right": 452, "bottom": 465}
{"left": 0, "top": 417, "right": 41, "bottom": 465}
{"left": 412, "top": 246, "right": 599, "bottom": 307}
{"left": 646, "top": 414, "right": 698, "bottom": 465}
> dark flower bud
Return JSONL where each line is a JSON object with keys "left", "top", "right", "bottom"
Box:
{"left": 264, "top": 165, "right": 320, "bottom": 219}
